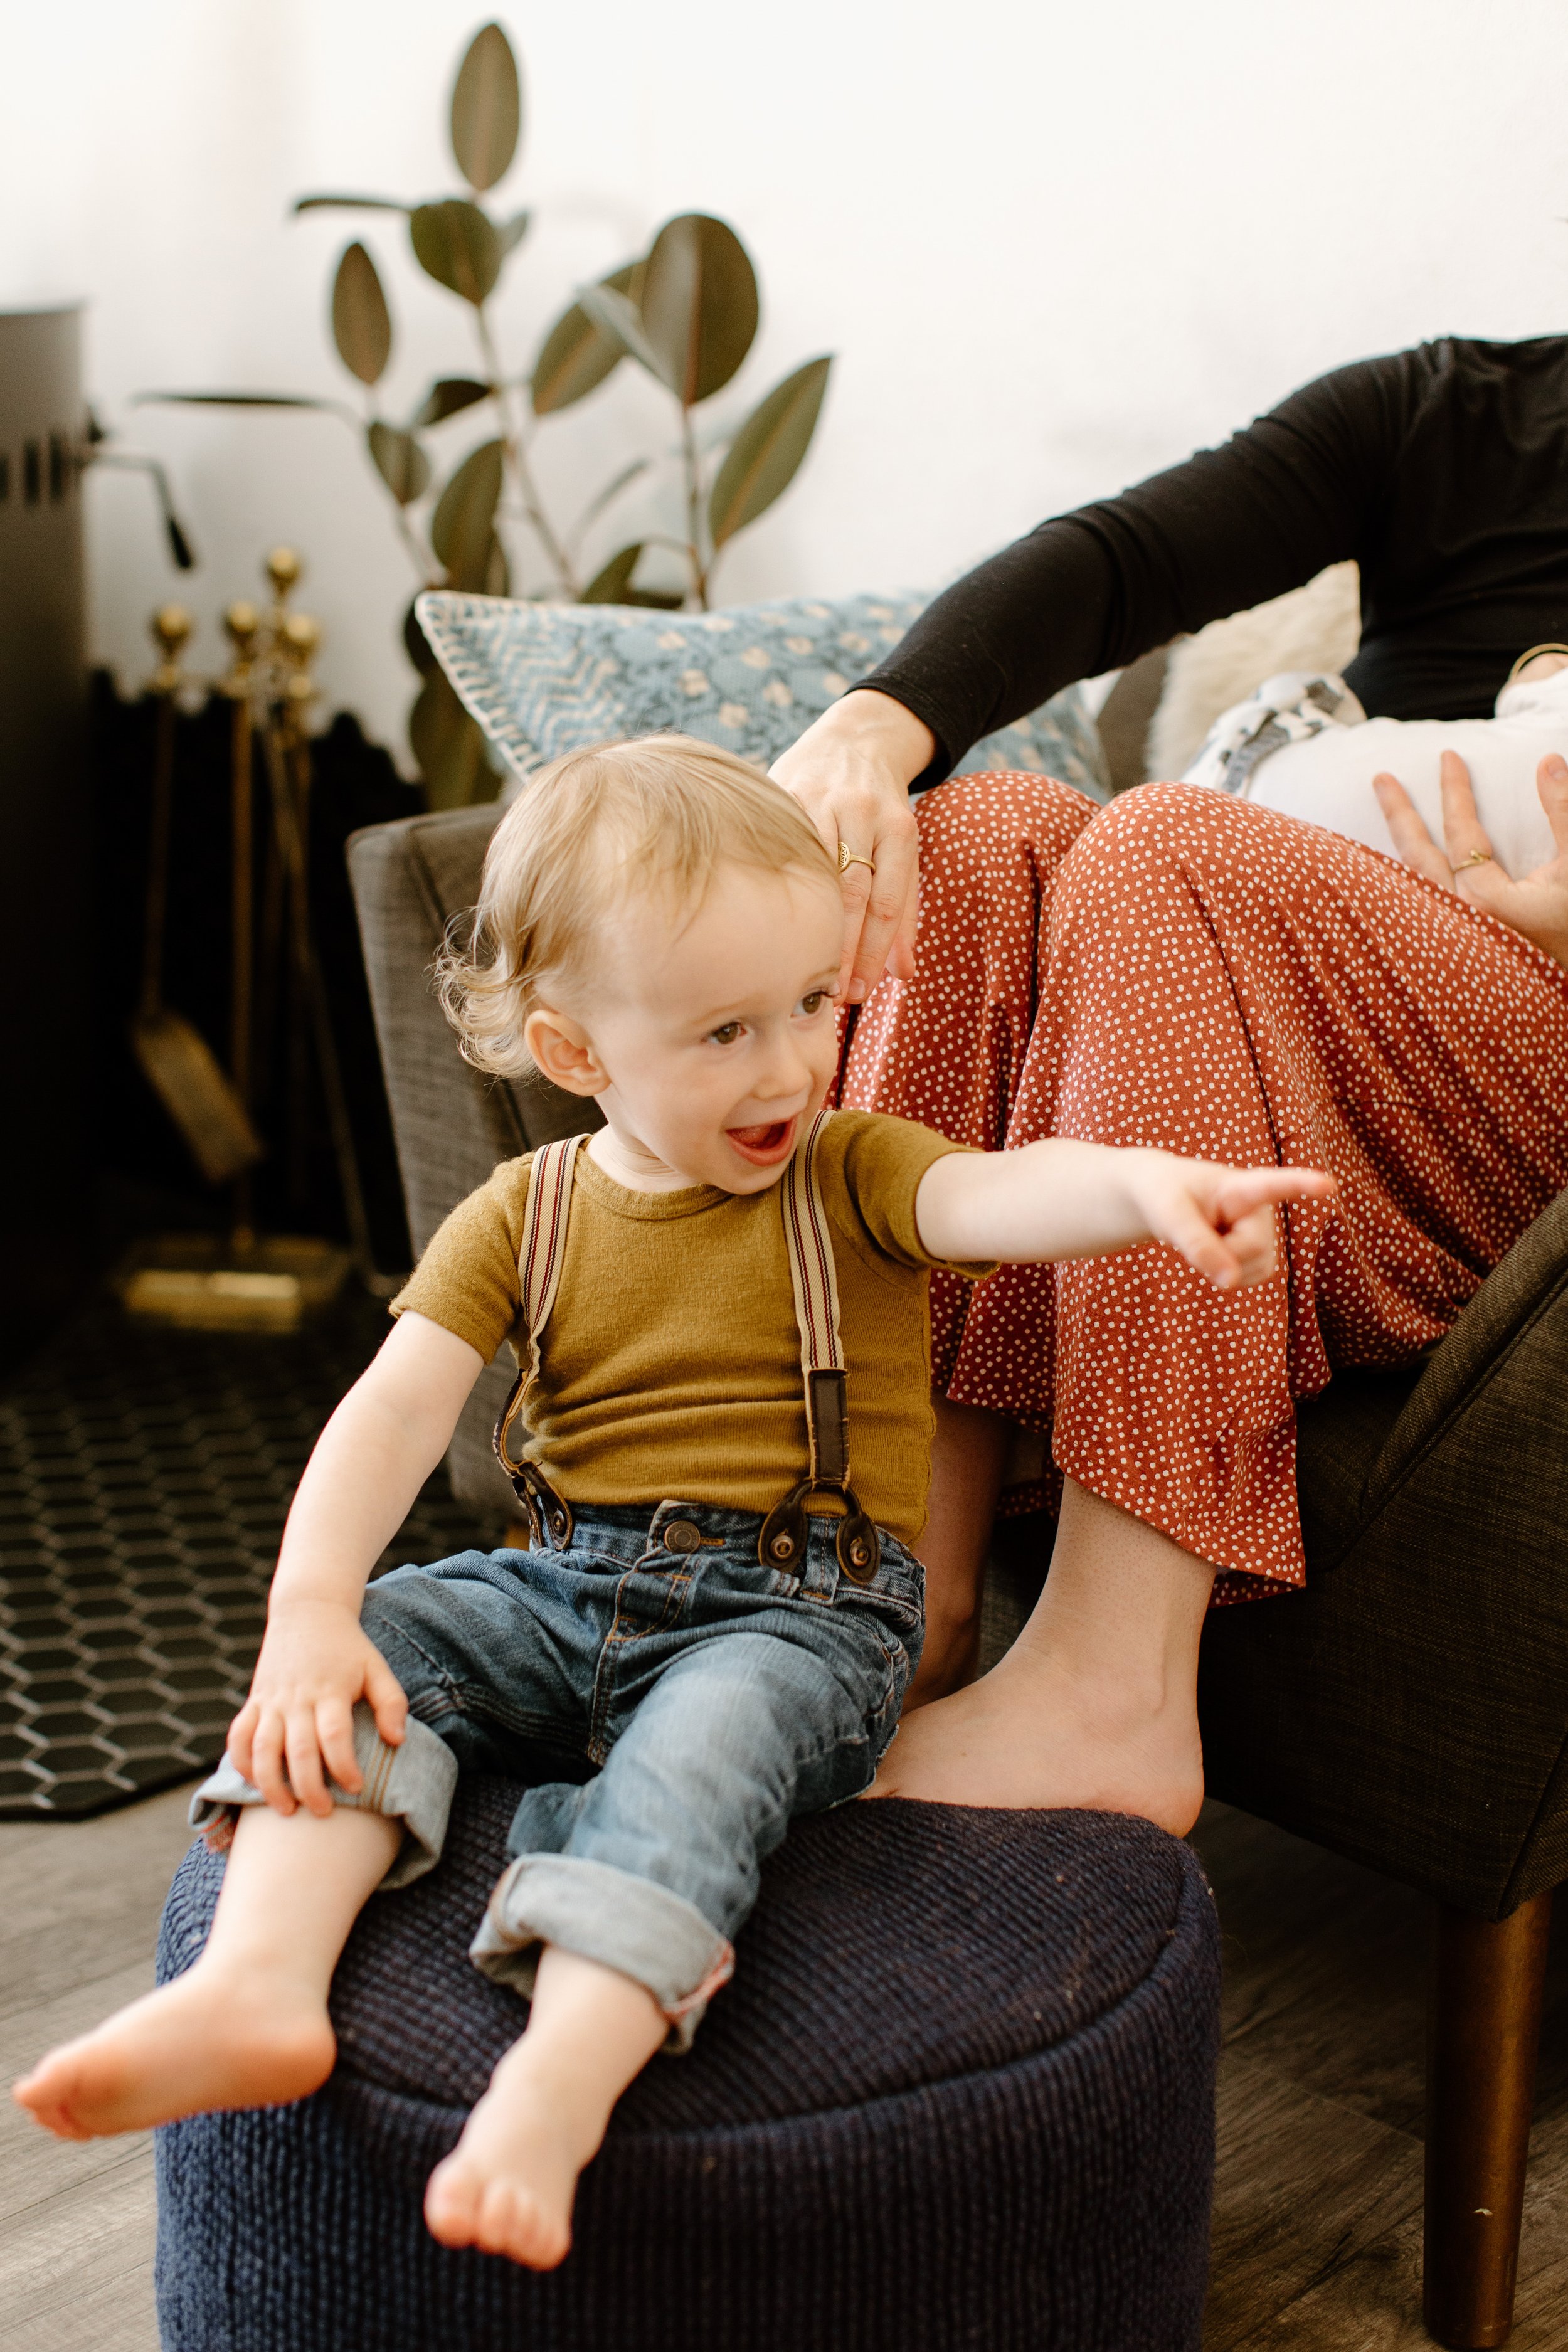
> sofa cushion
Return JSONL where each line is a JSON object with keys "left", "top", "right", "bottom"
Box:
{"left": 416, "top": 588, "right": 1111, "bottom": 800}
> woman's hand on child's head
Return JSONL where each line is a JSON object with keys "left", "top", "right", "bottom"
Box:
{"left": 227, "top": 1599, "right": 407, "bottom": 1819}
{"left": 1133, "top": 1157, "right": 1337, "bottom": 1291}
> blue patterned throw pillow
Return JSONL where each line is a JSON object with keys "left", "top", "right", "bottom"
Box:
{"left": 416, "top": 589, "right": 1111, "bottom": 802}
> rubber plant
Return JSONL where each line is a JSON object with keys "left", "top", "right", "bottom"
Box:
{"left": 140, "top": 22, "right": 833, "bottom": 807}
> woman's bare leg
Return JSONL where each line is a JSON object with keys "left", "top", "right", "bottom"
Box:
{"left": 906, "top": 1394, "right": 1010, "bottom": 1707}
{"left": 13, "top": 1802, "right": 401, "bottom": 2139}
{"left": 874, "top": 1476, "right": 1213, "bottom": 1833}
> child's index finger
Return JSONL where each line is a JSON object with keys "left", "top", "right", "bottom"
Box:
{"left": 1212, "top": 1166, "right": 1337, "bottom": 1227}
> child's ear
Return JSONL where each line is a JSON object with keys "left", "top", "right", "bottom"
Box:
{"left": 525, "top": 1004, "right": 608, "bottom": 1097}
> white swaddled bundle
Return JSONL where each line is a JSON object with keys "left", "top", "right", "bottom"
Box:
{"left": 1180, "top": 664, "right": 1568, "bottom": 872}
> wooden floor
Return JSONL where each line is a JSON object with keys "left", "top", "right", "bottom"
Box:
{"left": 2, "top": 1790, "right": 1564, "bottom": 2349}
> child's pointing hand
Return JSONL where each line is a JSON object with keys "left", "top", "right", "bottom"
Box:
{"left": 1126, "top": 1158, "right": 1338, "bottom": 1291}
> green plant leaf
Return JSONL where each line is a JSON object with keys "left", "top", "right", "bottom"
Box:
{"left": 450, "top": 23, "right": 521, "bottom": 193}
{"left": 332, "top": 242, "right": 391, "bottom": 386}
{"left": 411, "top": 377, "right": 491, "bottom": 428}
{"left": 498, "top": 209, "right": 531, "bottom": 257}
{"left": 410, "top": 669, "right": 491, "bottom": 808}
{"left": 709, "top": 355, "right": 832, "bottom": 549}
{"left": 432, "top": 437, "right": 504, "bottom": 588}
{"left": 484, "top": 532, "right": 510, "bottom": 596}
{"left": 640, "top": 215, "right": 758, "bottom": 406}
{"left": 530, "top": 262, "right": 638, "bottom": 415}
{"left": 410, "top": 199, "right": 501, "bottom": 305}
{"left": 573, "top": 281, "right": 663, "bottom": 380}
{"left": 294, "top": 193, "right": 409, "bottom": 215}
{"left": 581, "top": 543, "right": 645, "bottom": 603}
{"left": 403, "top": 597, "right": 438, "bottom": 675}
{"left": 367, "top": 421, "right": 430, "bottom": 504}
{"left": 627, "top": 585, "right": 686, "bottom": 609}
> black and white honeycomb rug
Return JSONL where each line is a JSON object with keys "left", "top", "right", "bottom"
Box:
{"left": 0, "top": 1291, "right": 488, "bottom": 1818}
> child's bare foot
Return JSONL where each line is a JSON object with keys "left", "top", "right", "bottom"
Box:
{"left": 425, "top": 2038, "right": 602, "bottom": 2270}
{"left": 869, "top": 1644, "right": 1205, "bottom": 1835}
{"left": 12, "top": 1962, "right": 336, "bottom": 2141}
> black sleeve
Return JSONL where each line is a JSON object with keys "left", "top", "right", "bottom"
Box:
{"left": 863, "top": 347, "right": 1431, "bottom": 782}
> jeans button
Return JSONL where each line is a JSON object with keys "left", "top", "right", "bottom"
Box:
{"left": 662, "top": 1518, "right": 702, "bottom": 1554}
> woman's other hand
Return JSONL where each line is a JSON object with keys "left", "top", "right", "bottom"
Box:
{"left": 771, "top": 690, "right": 935, "bottom": 1002}
{"left": 1373, "top": 750, "right": 1568, "bottom": 967}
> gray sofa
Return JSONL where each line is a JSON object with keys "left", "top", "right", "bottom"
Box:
{"left": 349, "top": 790, "right": 1567, "bottom": 2352}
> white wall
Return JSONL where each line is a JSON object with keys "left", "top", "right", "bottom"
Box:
{"left": 3, "top": 0, "right": 1566, "bottom": 766}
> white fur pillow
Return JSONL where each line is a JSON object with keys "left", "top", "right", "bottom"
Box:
{"left": 1147, "top": 561, "right": 1361, "bottom": 780}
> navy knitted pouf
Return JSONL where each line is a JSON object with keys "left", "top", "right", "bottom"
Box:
{"left": 154, "top": 1780, "right": 1219, "bottom": 2352}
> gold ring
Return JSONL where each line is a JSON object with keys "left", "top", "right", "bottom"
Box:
{"left": 1458, "top": 850, "right": 1493, "bottom": 869}
{"left": 1506, "top": 643, "right": 1568, "bottom": 684}
{"left": 837, "top": 842, "right": 875, "bottom": 875}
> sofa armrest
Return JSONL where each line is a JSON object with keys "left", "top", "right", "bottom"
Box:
{"left": 347, "top": 805, "right": 596, "bottom": 1522}
{"left": 1199, "top": 1187, "right": 1568, "bottom": 1915}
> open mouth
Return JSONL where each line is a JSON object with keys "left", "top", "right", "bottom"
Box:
{"left": 725, "top": 1116, "right": 798, "bottom": 1166}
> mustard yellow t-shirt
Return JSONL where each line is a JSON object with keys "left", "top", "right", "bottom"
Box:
{"left": 391, "top": 1110, "right": 992, "bottom": 1549}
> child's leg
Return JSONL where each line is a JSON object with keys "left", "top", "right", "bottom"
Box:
{"left": 870, "top": 1475, "right": 1214, "bottom": 1831}
{"left": 425, "top": 1944, "right": 665, "bottom": 2269}
{"left": 426, "top": 1621, "right": 904, "bottom": 2270}
{"left": 13, "top": 1801, "right": 400, "bottom": 2139}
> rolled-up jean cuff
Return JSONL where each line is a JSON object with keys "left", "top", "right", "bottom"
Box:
{"left": 469, "top": 1853, "right": 736, "bottom": 2055}
{"left": 186, "top": 1703, "right": 458, "bottom": 1889}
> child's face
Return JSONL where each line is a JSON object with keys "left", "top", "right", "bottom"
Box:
{"left": 536, "top": 862, "right": 846, "bottom": 1193}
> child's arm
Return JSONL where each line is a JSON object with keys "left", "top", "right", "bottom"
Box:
{"left": 226, "top": 1312, "right": 484, "bottom": 1821}
{"left": 914, "top": 1140, "right": 1335, "bottom": 1287}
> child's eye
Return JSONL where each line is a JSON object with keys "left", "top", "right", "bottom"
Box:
{"left": 708, "top": 1022, "right": 743, "bottom": 1046}
{"left": 798, "top": 990, "right": 831, "bottom": 1017}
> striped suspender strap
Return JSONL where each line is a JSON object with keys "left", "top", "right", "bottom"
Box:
{"left": 492, "top": 1134, "right": 586, "bottom": 1547}
{"left": 492, "top": 1118, "right": 879, "bottom": 1579}
{"left": 781, "top": 1108, "right": 850, "bottom": 1488}
{"left": 762, "top": 1108, "right": 881, "bottom": 1584}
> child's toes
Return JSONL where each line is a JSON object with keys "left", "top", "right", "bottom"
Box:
{"left": 13, "top": 2060, "right": 87, "bottom": 2140}
{"left": 423, "top": 2156, "right": 484, "bottom": 2247}
{"left": 479, "top": 2180, "right": 569, "bottom": 2270}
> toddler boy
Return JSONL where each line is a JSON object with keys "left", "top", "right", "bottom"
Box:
{"left": 16, "top": 736, "right": 1330, "bottom": 2269}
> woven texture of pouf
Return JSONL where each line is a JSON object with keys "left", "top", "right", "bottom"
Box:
{"left": 154, "top": 1779, "right": 1220, "bottom": 2352}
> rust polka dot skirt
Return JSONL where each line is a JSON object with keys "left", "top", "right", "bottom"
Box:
{"left": 840, "top": 775, "right": 1568, "bottom": 1601}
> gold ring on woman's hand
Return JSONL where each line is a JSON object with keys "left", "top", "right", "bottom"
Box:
{"left": 1457, "top": 850, "right": 1494, "bottom": 869}
{"left": 838, "top": 842, "right": 876, "bottom": 875}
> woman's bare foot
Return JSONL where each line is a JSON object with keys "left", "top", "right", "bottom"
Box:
{"left": 869, "top": 1643, "right": 1205, "bottom": 1833}
{"left": 424, "top": 2038, "right": 603, "bottom": 2269}
{"left": 874, "top": 1476, "right": 1214, "bottom": 1833}
{"left": 12, "top": 1962, "right": 336, "bottom": 2141}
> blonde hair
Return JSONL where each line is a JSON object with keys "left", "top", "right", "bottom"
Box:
{"left": 437, "top": 733, "right": 838, "bottom": 1076}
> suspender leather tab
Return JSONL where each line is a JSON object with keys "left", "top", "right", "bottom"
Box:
{"left": 758, "top": 1109, "right": 881, "bottom": 1586}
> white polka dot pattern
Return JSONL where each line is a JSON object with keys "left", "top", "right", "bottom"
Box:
{"left": 840, "top": 775, "right": 1568, "bottom": 1601}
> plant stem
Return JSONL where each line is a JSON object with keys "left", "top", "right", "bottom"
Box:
{"left": 680, "top": 402, "right": 707, "bottom": 609}
{"left": 476, "top": 307, "right": 577, "bottom": 598}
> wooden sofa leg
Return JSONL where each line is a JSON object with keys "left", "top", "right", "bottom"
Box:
{"left": 1424, "top": 1891, "right": 1553, "bottom": 2349}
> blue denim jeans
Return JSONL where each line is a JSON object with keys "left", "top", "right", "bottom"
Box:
{"left": 192, "top": 1500, "right": 923, "bottom": 2046}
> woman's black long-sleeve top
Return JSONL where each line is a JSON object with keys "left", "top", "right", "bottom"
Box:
{"left": 867, "top": 336, "right": 1568, "bottom": 781}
